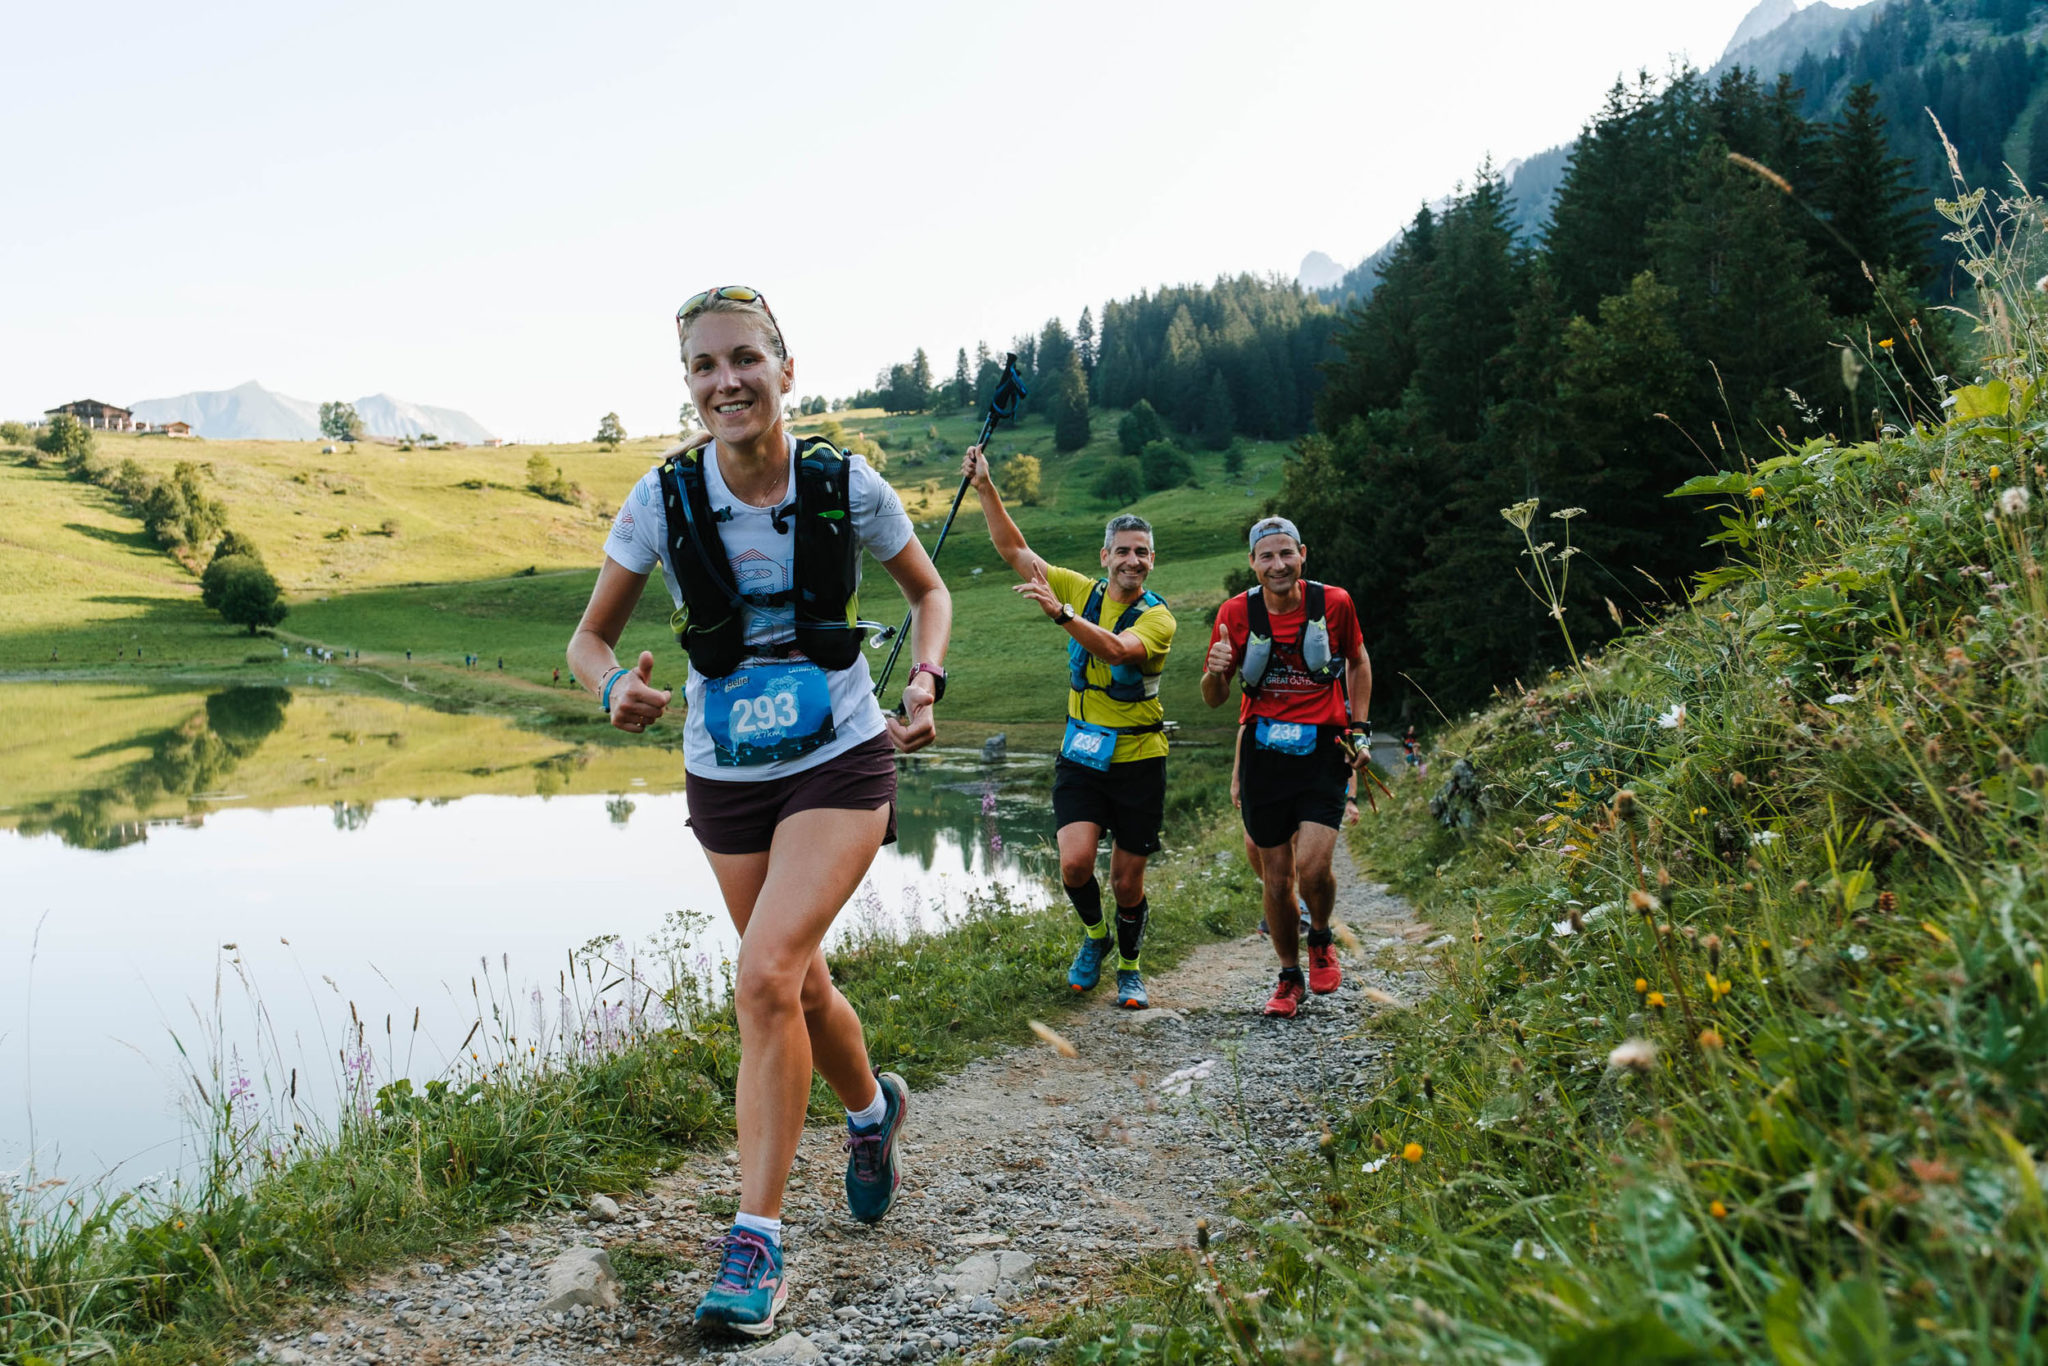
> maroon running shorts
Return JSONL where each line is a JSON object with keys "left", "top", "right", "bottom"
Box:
{"left": 684, "top": 733, "right": 898, "bottom": 855}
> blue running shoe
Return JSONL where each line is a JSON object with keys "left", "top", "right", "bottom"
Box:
{"left": 694, "top": 1228, "right": 787, "bottom": 1337}
{"left": 1068, "top": 932, "right": 1111, "bottom": 991}
{"left": 845, "top": 1071, "right": 909, "bottom": 1224}
{"left": 1115, "top": 968, "right": 1149, "bottom": 1010}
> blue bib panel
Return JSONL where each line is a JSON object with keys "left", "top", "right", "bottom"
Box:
{"left": 1252, "top": 717, "right": 1318, "bottom": 756}
{"left": 1060, "top": 718, "right": 1119, "bottom": 771}
{"left": 703, "top": 660, "right": 837, "bottom": 767}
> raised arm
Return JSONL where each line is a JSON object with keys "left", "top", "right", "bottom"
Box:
{"left": 962, "top": 446, "right": 1049, "bottom": 582}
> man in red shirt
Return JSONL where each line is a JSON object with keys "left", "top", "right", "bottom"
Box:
{"left": 1202, "top": 516, "right": 1373, "bottom": 1018}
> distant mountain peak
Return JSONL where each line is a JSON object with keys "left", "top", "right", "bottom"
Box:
{"left": 129, "top": 380, "right": 494, "bottom": 443}
{"left": 1297, "top": 251, "right": 1347, "bottom": 291}
{"left": 1724, "top": 0, "right": 1802, "bottom": 59}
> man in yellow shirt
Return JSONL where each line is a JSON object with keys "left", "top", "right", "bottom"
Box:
{"left": 962, "top": 445, "right": 1177, "bottom": 1008}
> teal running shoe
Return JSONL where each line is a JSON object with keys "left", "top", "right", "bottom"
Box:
{"left": 1115, "top": 968, "right": 1149, "bottom": 1010}
{"left": 845, "top": 1071, "right": 909, "bottom": 1224}
{"left": 1068, "top": 932, "right": 1112, "bottom": 991}
{"left": 693, "top": 1228, "right": 787, "bottom": 1337}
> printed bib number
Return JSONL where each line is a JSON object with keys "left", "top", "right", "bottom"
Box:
{"left": 703, "top": 661, "right": 836, "bottom": 767}
{"left": 1060, "top": 718, "right": 1118, "bottom": 771}
{"left": 1253, "top": 717, "right": 1317, "bottom": 756}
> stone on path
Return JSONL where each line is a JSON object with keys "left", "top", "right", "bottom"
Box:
{"left": 537, "top": 1246, "right": 620, "bottom": 1311}
{"left": 1008, "top": 1338, "right": 1054, "bottom": 1357}
{"left": 1114, "top": 1008, "right": 1184, "bottom": 1032}
{"left": 948, "top": 1251, "right": 1038, "bottom": 1297}
{"left": 584, "top": 1193, "right": 621, "bottom": 1223}
{"left": 745, "top": 1332, "right": 825, "bottom": 1362}
{"left": 955, "top": 1231, "right": 1009, "bottom": 1247}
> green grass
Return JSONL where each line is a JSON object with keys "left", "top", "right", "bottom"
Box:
{"left": 1046, "top": 194, "right": 2048, "bottom": 1362}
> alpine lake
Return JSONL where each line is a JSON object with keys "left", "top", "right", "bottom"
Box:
{"left": 0, "top": 681, "right": 1055, "bottom": 1189}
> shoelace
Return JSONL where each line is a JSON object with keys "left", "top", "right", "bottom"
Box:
{"left": 708, "top": 1229, "right": 771, "bottom": 1291}
{"left": 844, "top": 1127, "right": 885, "bottom": 1182}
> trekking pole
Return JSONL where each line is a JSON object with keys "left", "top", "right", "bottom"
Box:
{"left": 873, "top": 353, "right": 1028, "bottom": 705}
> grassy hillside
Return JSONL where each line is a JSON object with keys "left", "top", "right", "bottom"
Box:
{"left": 0, "top": 408, "right": 1289, "bottom": 752}
{"left": 1073, "top": 202, "right": 2048, "bottom": 1361}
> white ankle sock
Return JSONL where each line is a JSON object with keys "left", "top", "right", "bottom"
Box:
{"left": 846, "top": 1087, "right": 888, "bottom": 1129}
{"left": 733, "top": 1211, "right": 782, "bottom": 1247}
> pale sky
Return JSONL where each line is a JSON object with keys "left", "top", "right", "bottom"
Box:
{"left": 3, "top": 0, "right": 1865, "bottom": 442}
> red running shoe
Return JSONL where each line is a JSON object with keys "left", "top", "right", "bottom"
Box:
{"left": 1305, "top": 932, "right": 1342, "bottom": 995}
{"left": 1262, "top": 972, "right": 1306, "bottom": 1018}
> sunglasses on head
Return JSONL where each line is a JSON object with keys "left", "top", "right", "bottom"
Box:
{"left": 676, "top": 285, "right": 786, "bottom": 360}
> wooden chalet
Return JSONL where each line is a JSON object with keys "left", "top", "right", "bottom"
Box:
{"left": 45, "top": 399, "right": 134, "bottom": 431}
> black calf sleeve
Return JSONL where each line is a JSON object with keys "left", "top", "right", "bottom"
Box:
{"left": 1065, "top": 876, "right": 1104, "bottom": 929}
{"left": 1115, "top": 897, "right": 1149, "bottom": 966}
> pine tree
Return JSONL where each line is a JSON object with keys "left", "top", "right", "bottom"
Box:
{"left": 1053, "top": 354, "right": 1092, "bottom": 452}
{"left": 1197, "top": 369, "right": 1236, "bottom": 449}
{"left": 952, "top": 348, "right": 971, "bottom": 407}
{"left": 2029, "top": 106, "right": 2048, "bottom": 192}
{"left": 1317, "top": 206, "right": 1437, "bottom": 432}
{"left": 1411, "top": 166, "right": 1527, "bottom": 442}
{"left": 910, "top": 348, "right": 934, "bottom": 409}
{"left": 1076, "top": 306, "right": 1097, "bottom": 379}
{"left": 1814, "top": 82, "right": 1926, "bottom": 311}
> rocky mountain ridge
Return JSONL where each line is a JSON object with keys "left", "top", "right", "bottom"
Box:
{"left": 129, "top": 380, "right": 495, "bottom": 444}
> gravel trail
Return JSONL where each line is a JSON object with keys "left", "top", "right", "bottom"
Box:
{"left": 260, "top": 842, "right": 1429, "bottom": 1366}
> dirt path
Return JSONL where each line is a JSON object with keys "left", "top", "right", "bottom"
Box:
{"left": 260, "top": 844, "right": 1430, "bottom": 1366}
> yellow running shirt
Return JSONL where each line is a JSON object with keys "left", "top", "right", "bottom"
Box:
{"left": 1046, "top": 565, "right": 1177, "bottom": 764}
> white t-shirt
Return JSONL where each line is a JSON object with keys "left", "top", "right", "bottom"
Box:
{"left": 604, "top": 437, "right": 914, "bottom": 781}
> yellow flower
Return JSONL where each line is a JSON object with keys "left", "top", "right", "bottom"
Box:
{"left": 1706, "top": 972, "right": 1732, "bottom": 1001}
{"left": 1647, "top": 991, "right": 1668, "bottom": 1009}
{"left": 1989, "top": 465, "right": 2002, "bottom": 480}
{"left": 1709, "top": 1200, "right": 1729, "bottom": 1219}
{"left": 1878, "top": 337, "right": 1895, "bottom": 350}
{"left": 1748, "top": 486, "right": 1767, "bottom": 499}
{"left": 1402, "top": 1142, "right": 1424, "bottom": 1163}
{"left": 1634, "top": 977, "right": 1649, "bottom": 994}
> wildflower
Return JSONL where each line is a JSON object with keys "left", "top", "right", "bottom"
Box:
{"left": 1729, "top": 771, "right": 1748, "bottom": 791}
{"left": 1647, "top": 992, "right": 1668, "bottom": 1009}
{"left": 1709, "top": 1200, "right": 1729, "bottom": 1219}
{"left": 1702, "top": 933, "right": 1723, "bottom": 968}
{"left": 1748, "top": 486, "right": 1767, "bottom": 500}
{"left": 1699, "top": 1028, "right": 1725, "bottom": 1050}
{"left": 1877, "top": 890, "right": 1898, "bottom": 914}
{"left": 1607, "top": 1038, "right": 1658, "bottom": 1072}
{"left": 1825, "top": 693, "right": 1856, "bottom": 705}
{"left": 1634, "top": 977, "right": 1649, "bottom": 994}
{"left": 1706, "top": 973, "right": 1732, "bottom": 1001}
{"left": 1989, "top": 465, "right": 2002, "bottom": 480}
{"left": 1748, "top": 830, "right": 1779, "bottom": 847}
{"left": 1614, "top": 789, "right": 1637, "bottom": 820}
{"left": 1362, "top": 1156, "right": 1389, "bottom": 1174}
{"left": 1500, "top": 499, "right": 1539, "bottom": 531}
{"left": 1402, "top": 1142, "right": 1424, "bottom": 1163}
{"left": 1792, "top": 879, "right": 1811, "bottom": 895}
{"left": 1878, "top": 337, "right": 1895, "bottom": 350}
{"left": 1630, "top": 889, "right": 1660, "bottom": 917}
{"left": 2000, "top": 486, "right": 2030, "bottom": 518}
{"left": 1847, "top": 944, "right": 1870, "bottom": 962}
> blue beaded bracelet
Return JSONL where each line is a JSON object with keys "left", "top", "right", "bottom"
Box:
{"left": 600, "top": 667, "right": 629, "bottom": 713}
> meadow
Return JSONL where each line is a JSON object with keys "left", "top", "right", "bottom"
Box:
{"left": 0, "top": 405, "right": 1287, "bottom": 754}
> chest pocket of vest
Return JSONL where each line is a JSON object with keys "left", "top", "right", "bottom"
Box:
{"left": 703, "top": 661, "right": 837, "bottom": 767}
{"left": 1253, "top": 717, "right": 1318, "bottom": 756}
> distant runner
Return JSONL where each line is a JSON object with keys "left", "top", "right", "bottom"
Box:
{"left": 963, "top": 445, "right": 1176, "bottom": 1009}
{"left": 569, "top": 286, "right": 950, "bottom": 1337}
{"left": 1202, "top": 516, "right": 1371, "bottom": 1019}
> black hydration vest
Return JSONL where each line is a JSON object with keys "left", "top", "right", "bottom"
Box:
{"left": 655, "top": 437, "right": 862, "bottom": 680}
{"left": 1239, "top": 580, "right": 1340, "bottom": 693}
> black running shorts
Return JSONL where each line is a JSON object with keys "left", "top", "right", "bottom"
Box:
{"left": 1238, "top": 727, "right": 1350, "bottom": 849}
{"left": 1052, "top": 755, "right": 1166, "bottom": 857}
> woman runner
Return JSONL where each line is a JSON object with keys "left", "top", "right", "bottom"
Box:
{"left": 567, "top": 287, "right": 951, "bottom": 1336}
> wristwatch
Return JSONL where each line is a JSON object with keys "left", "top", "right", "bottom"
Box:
{"left": 908, "top": 661, "right": 947, "bottom": 703}
{"left": 1054, "top": 603, "right": 1076, "bottom": 625}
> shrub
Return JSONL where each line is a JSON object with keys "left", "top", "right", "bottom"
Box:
{"left": 1000, "top": 453, "right": 1042, "bottom": 506}
{"left": 380, "top": 518, "right": 401, "bottom": 537}
{"left": 37, "top": 414, "right": 92, "bottom": 466}
{"left": 1091, "top": 457, "right": 1144, "bottom": 506}
{"left": 1139, "top": 439, "right": 1193, "bottom": 491}
{"left": 0, "top": 419, "right": 33, "bottom": 444}
{"left": 211, "top": 557, "right": 287, "bottom": 634}
{"left": 1116, "top": 399, "right": 1166, "bottom": 456}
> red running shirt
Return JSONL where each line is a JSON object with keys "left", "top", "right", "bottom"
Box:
{"left": 1209, "top": 584, "right": 1364, "bottom": 726}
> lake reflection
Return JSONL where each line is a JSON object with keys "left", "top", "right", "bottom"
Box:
{"left": 0, "top": 685, "right": 1053, "bottom": 1185}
